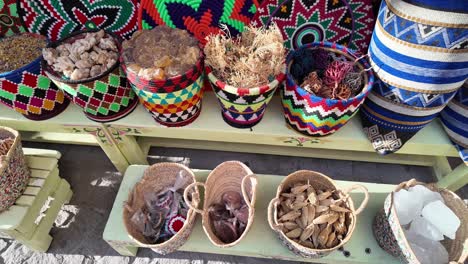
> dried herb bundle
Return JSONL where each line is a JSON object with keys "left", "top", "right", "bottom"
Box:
{"left": 204, "top": 25, "right": 286, "bottom": 88}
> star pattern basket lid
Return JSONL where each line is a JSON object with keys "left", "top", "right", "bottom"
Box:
{"left": 17, "top": 0, "right": 139, "bottom": 41}
{"left": 0, "top": 0, "right": 25, "bottom": 37}
{"left": 251, "top": 0, "right": 375, "bottom": 53}
{"left": 139, "top": 0, "right": 259, "bottom": 45}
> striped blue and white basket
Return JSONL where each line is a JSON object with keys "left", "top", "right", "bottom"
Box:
{"left": 440, "top": 82, "right": 467, "bottom": 164}
{"left": 360, "top": 0, "right": 468, "bottom": 155}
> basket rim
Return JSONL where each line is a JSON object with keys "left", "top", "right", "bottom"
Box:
{"left": 285, "top": 41, "right": 375, "bottom": 104}
{"left": 0, "top": 33, "right": 46, "bottom": 78}
{"left": 42, "top": 29, "right": 122, "bottom": 84}
{"left": 0, "top": 126, "right": 20, "bottom": 175}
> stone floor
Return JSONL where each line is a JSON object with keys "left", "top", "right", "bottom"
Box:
{"left": 0, "top": 143, "right": 466, "bottom": 264}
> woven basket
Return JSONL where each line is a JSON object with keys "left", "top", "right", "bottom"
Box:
{"left": 267, "top": 170, "right": 369, "bottom": 258}
{"left": 207, "top": 66, "right": 286, "bottom": 129}
{"left": 0, "top": 33, "right": 70, "bottom": 120}
{"left": 123, "top": 162, "right": 200, "bottom": 255}
{"left": 0, "top": 0, "right": 25, "bottom": 37}
{"left": 0, "top": 127, "right": 31, "bottom": 212}
{"left": 282, "top": 41, "right": 374, "bottom": 136}
{"left": 183, "top": 161, "right": 258, "bottom": 247}
{"left": 43, "top": 29, "right": 138, "bottom": 123}
{"left": 373, "top": 179, "right": 468, "bottom": 264}
{"left": 121, "top": 49, "right": 205, "bottom": 127}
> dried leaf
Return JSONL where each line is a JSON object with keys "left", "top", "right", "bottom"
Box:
{"left": 300, "top": 240, "right": 315, "bottom": 248}
{"left": 333, "top": 220, "right": 347, "bottom": 235}
{"left": 330, "top": 204, "right": 350, "bottom": 213}
{"left": 301, "top": 206, "right": 309, "bottom": 227}
{"left": 318, "top": 225, "right": 332, "bottom": 247}
{"left": 296, "top": 218, "right": 305, "bottom": 229}
{"left": 300, "top": 225, "right": 315, "bottom": 241}
{"left": 279, "top": 210, "right": 301, "bottom": 222}
{"left": 292, "top": 202, "right": 308, "bottom": 211}
{"left": 326, "top": 231, "right": 337, "bottom": 248}
{"left": 286, "top": 228, "right": 301, "bottom": 239}
{"left": 318, "top": 191, "right": 332, "bottom": 200}
{"left": 291, "top": 184, "right": 309, "bottom": 194}
{"left": 281, "top": 193, "right": 295, "bottom": 198}
{"left": 313, "top": 213, "right": 339, "bottom": 225}
{"left": 307, "top": 204, "right": 316, "bottom": 226}
{"left": 312, "top": 225, "right": 321, "bottom": 247}
{"left": 307, "top": 186, "right": 316, "bottom": 196}
{"left": 320, "top": 198, "right": 333, "bottom": 206}
{"left": 283, "top": 221, "right": 299, "bottom": 230}
{"left": 316, "top": 205, "right": 329, "bottom": 213}
{"left": 308, "top": 192, "right": 318, "bottom": 205}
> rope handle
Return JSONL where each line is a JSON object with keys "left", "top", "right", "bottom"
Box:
{"left": 267, "top": 197, "right": 282, "bottom": 232}
{"left": 183, "top": 182, "right": 205, "bottom": 214}
{"left": 395, "top": 179, "right": 419, "bottom": 192}
{"left": 342, "top": 184, "right": 370, "bottom": 215}
{"left": 241, "top": 174, "right": 257, "bottom": 210}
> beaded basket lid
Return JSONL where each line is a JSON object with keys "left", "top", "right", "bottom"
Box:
{"left": 17, "top": 0, "right": 139, "bottom": 41}
{"left": 0, "top": 0, "right": 25, "bottom": 37}
{"left": 251, "top": 0, "right": 375, "bottom": 53}
{"left": 139, "top": 0, "right": 260, "bottom": 45}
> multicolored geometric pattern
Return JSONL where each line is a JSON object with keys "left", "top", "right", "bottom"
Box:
{"left": 282, "top": 42, "right": 374, "bottom": 137}
{"left": 360, "top": 0, "right": 468, "bottom": 155}
{"left": 123, "top": 54, "right": 204, "bottom": 93}
{"left": 131, "top": 75, "right": 204, "bottom": 127}
{"left": 139, "top": 0, "right": 259, "bottom": 45}
{"left": 207, "top": 65, "right": 286, "bottom": 128}
{"left": 251, "top": 0, "right": 375, "bottom": 53}
{"left": 18, "top": 0, "right": 139, "bottom": 41}
{"left": 440, "top": 82, "right": 468, "bottom": 164}
{"left": 0, "top": 0, "right": 25, "bottom": 37}
{"left": 0, "top": 127, "right": 30, "bottom": 212}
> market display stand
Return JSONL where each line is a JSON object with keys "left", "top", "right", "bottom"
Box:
{"left": 1, "top": 93, "right": 466, "bottom": 191}
{"left": 103, "top": 165, "right": 399, "bottom": 263}
{"left": 0, "top": 148, "right": 73, "bottom": 252}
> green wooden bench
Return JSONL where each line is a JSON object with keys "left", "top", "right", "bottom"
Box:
{"left": 103, "top": 165, "right": 401, "bottom": 263}
{"left": 0, "top": 148, "right": 73, "bottom": 252}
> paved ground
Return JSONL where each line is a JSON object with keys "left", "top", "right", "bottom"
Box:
{"left": 0, "top": 143, "right": 466, "bottom": 264}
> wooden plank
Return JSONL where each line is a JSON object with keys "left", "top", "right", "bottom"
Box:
{"left": 432, "top": 157, "right": 452, "bottom": 180}
{"left": 26, "top": 156, "right": 58, "bottom": 171}
{"left": 436, "top": 164, "right": 468, "bottom": 191}
{"left": 31, "top": 167, "right": 58, "bottom": 179}
{"left": 23, "top": 187, "right": 41, "bottom": 196}
{"left": 20, "top": 131, "right": 98, "bottom": 146}
{"left": 104, "top": 165, "right": 399, "bottom": 263}
{"left": 139, "top": 137, "right": 435, "bottom": 167}
{"left": 107, "top": 94, "right": 458, "bottom": 157}
{"left": 0, "top": 206, "right": 29, "bottom": 230}
{"left": 15, "top": 195, "right": 35, "bottom": 206}
{"left": 28, "top": 178, "right": 46, "bottom": 187}
{"left": 23, "top": 148, "right": 61, "bottom": 159}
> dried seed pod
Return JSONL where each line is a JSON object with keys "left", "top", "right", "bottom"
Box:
{"left": 339, "top": 212, "right": 345, "bottom": 224}
{"left": 278, "top": 209, "right": 285, "bottom": 218}
{"left": 300, "top": 240, "right": 315, "bottom": 248}
{"left": 318, "top": 191, "right": 332, "bottom": 200}
{"left": 315, "top": 205, "right": 330, "bottom": 213}
{"left": 291, "top": 184, "right": 309, "bottom": 194}
{"left": 326, "top": 231, "right": 337, "bottom": 248}
{"left": 280, "top": 202, "right": 291, "bottom": 214}
{"left": 301, "top": 206, "right": 308, "bottom": 227}
{"left": 295, "top": 194, "right": 305, "bottom": 203}
{"left": 281, "top": 193, "right": 295, "bottom": 198}
{"left": 330, "top": 204, "right": 350, "bottom": 213}
{"left": 300, "top": 225, "right": 315, "bottom": 241}
{"left": 284, "top": 198, "right": 293, "bottom": 209}
{"left": 307, "top": 186, "right": 316, "bottom": 196}
{"left": 333, "top": 220, "right": 347, "bottom": 235}
{"left": 307, "top": 204, "right": 315, "bottom": 226}
{"left": 296, "top": 218, "right": 305, "bottom": 229}
{"left": 279, "top": 210, "right": 301, "bottom": 222}
{"left": 283, "top": 221, "right": 299, "bottom": 230}
{"left": 308, "top": 192, "right": 318, "bottom": 205}
{"left": 318, "top": 224, "right": 332, "bottom": 247}
{"left": 292, "top": 202, "right": 308, "bottom": 211}
{"left": 286, "top": 228, "right": 302, "bottom": 239}
{"left": 312, "top": 225, "right": 321, "bottom": 247}
{"left": 320, "top": 198, "right": 333, "bottom": 206}
{"left": 312, "top": 212, "right": 339, "bottom": 225}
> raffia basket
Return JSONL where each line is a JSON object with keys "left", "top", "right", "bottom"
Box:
{"left": 373, "top": 179, "right": 468, "bottom": 264}
{"left": 267, "top": 170, "right": 369, "bottom": 258}
{"left": 123, "top": 163, "right": 200, "bottom": 255}
{"left": 0, "top": 127, "right": 31, "bottom": 212}
{"left": 183, "top": 161, "right": 258, "bottom": 247}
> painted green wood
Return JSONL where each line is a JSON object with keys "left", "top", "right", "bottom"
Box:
{"left": 432, "top": 157, "right": 453, "bottom": 181}
{"left": 107, "top": 94, "right": 458, "bottom": 157}
{"left": 436, "top": 164, "right": 468, "bottom": 191}
{"left": 23, "top": 148, "right": 61, "bottom": 159}
{"left": 0, "top": 206, "right": 28, "bottom": 231}
{"left": 104, "top": 165, "right": 399, "bottom": 263}
{"left": 102, "top": 125, "right": 148, "bottom": 165}
{"left": 26, "top": 156, "right": 58, "bottom": 171}
{"left": 21, "top": 131, "right": 98, "bottom": 146}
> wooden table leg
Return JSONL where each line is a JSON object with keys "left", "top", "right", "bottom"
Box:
{"left": 103, "top": 125, "right": 148, "bottom": 165}
{"left": 436, "top": 163, "right": 468, "bottom": 191}
{"left": 105, "top": 240, "right": 138, "bottom": 256}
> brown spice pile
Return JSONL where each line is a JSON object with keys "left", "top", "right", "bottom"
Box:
{"left": 204, "top": 25, "right": 286, "bottom": 88}
{"left": 0, "top": 34, "right": 46, "bottom": 72}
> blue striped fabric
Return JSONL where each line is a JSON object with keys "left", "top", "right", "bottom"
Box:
{"left": 360, "top": 0, "right": 468, "bottom": 155}
{"left": 440, "top": 82, "right": 468, "bottom": 164}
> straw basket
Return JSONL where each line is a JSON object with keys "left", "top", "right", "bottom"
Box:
{"left": 373, "top": 179, "right": 468, "bottom": 264}
{"left": 0, "top": 33, "right": 70, "bottom": 120}
{"left": 207, "top": 66, "right": 286, "bottom": 129}
{"left": 183, "top": 161, "right": 258, "bottom": 247}
{"left": 282, "top": 41, "right": 374, "bottom": 136}
{"left": 43, "top": 29, "right": 138, "bottom": 123}
{"left": 123, "top": 163, "right": 200, "bottom": 254}
{"left": 0, "top": 127, "right": 31, "bottom": 212}
{"left": 122, "top": 51, "right": 205, "bottom": 127}
{"left": 267, "top": 170, "right": 369, "bottom": 258}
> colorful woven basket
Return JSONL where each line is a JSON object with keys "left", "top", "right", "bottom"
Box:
{"left": 360, "top": 0, "right": 468, "bottom": 155}
{"left": 139, "top": 0, "right": 259, "bottom": 45}
{"left": 207, "top": 66, "right": 286, "bottom": 129}
{"left": 440, "top": 82, "right": 467, "bottom": 165}
{"left": 123, "top": 53, "right": 205, "bottom": 127}
{"left": 0, "top": 0, "right": 25, "bottom": 37}
{"left": 0, "top": 126, "right": 31, "bottom": 213}
{"left": 373, "top": 179, "right": 468, "bottom": 264}
{"left": 282, "top": 42, "right": 374, "bottom": 137}
{"left": 0, "top": 33, "right": 70, "bottom": 120}
{"left": 43, "top": 29, "right": 138, "bottom": 123}
{"left": 17, "top": 0, "right": 139, "bottom": 41}
{"left": 251, "top": 0, "right": 375, "bottom": 54}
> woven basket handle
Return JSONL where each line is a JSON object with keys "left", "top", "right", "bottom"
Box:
{"left": 183, "top": 182, "right": 205, "bottom": 214}
{"left": 267, "top": 197, "right": 282, "bottom": 232}
{"left": 241, "top": 174, "right": 257, "bottom": 210}
{"left": 395, "top": 178, "right": 419, "bottom": 192}
{"left": 343, "top": 184, "right": 369, "bottom": 215}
